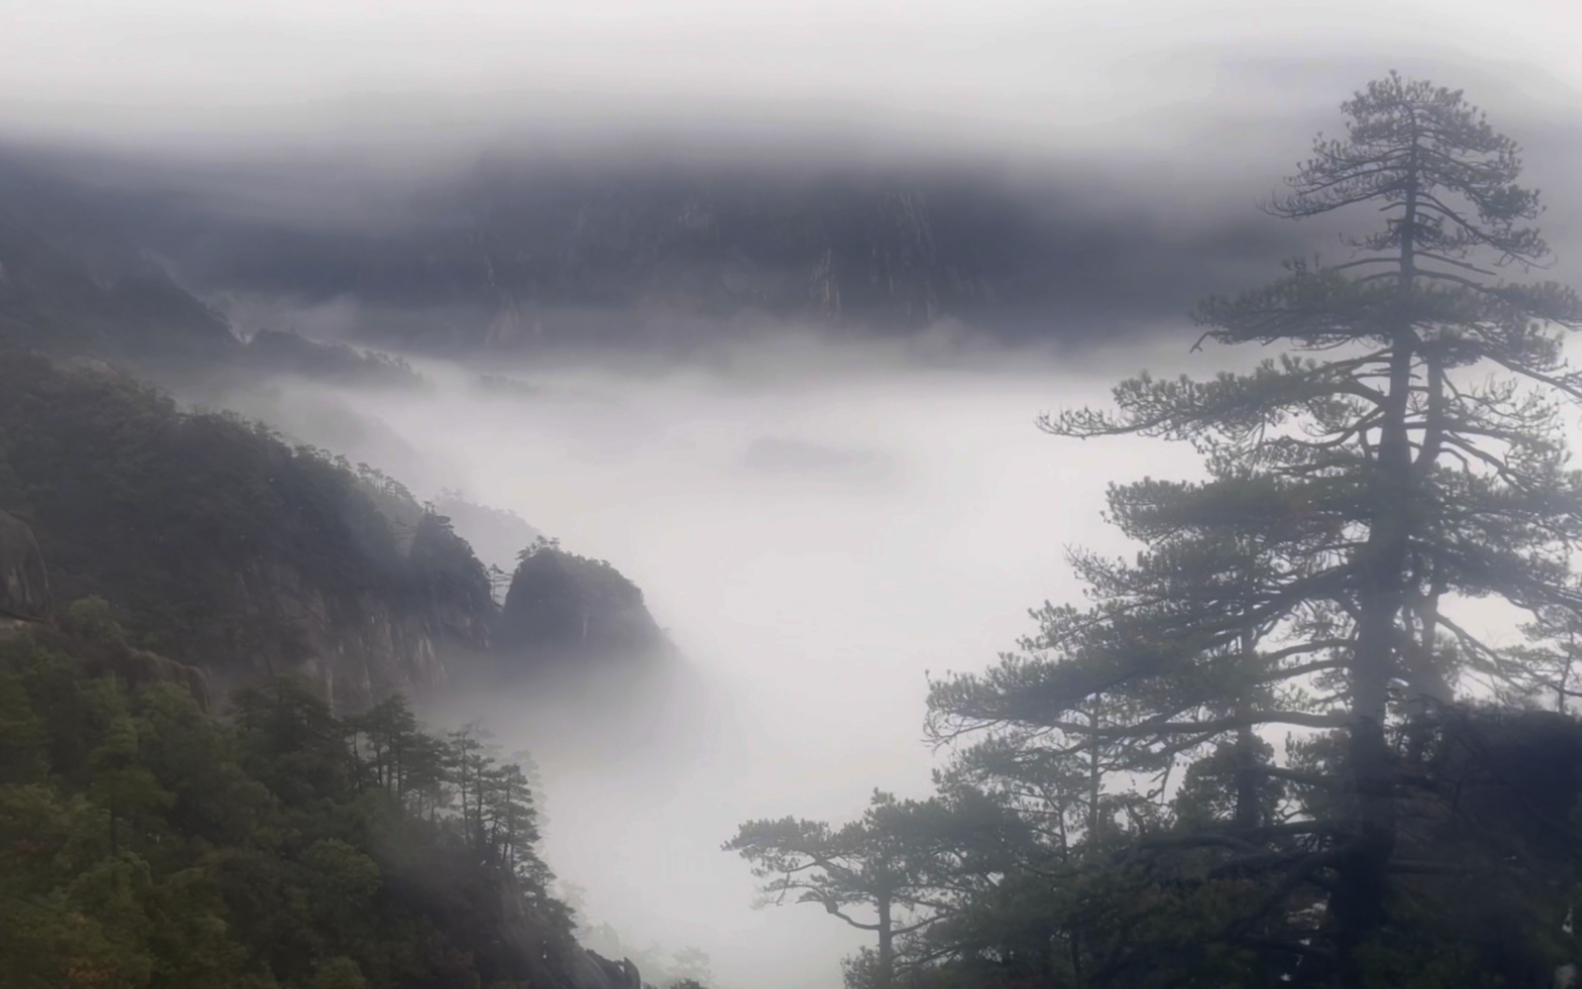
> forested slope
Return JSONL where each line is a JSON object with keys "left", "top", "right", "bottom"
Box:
{"left": 0, "top": 620, "right": 641, "bottom": 989}
{"left": 0, "top": 272, "right": 674, "bottom": 989}
{"left": 0, "top": 352, "right": 494, "bottom": 708}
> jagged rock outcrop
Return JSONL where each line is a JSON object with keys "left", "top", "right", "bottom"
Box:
{"left": 497, "top": 545, "right": 663, "bottom": 665}
{"left": 0, "top": 351, "right": 669, "bottom": 711}
{"left": 0, "top": 507, "right": 49, "bottom": 622}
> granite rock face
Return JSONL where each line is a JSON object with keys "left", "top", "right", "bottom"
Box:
{"left": 497, "top": 545, "right": 664, "bottom": 667}
{"left": 221, "top": 512, "right": 499, "bottom": 712}
{"left": 0, "top": 508, "right": 49, "bottom": 622}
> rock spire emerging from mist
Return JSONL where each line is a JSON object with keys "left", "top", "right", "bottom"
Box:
{"left": 497, "top": 539, "right": 664, "bottom": 665}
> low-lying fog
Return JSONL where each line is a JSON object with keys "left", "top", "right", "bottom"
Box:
{"left": 194, "top": 329, "right": 1242, "bottom": 989}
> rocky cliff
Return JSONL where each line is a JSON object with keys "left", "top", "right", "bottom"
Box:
{"left": 220, "top": 552, "right": 484, "bottom": 711}
{"left": 218, "top": 508, "right": 500, "bottom": 707}
{"left": 0, "top": 507, "right": 49, "bottom": 622}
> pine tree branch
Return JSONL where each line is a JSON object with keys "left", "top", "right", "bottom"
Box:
{"left": 1042, "top": 710, "right": 1348, "bottom": 740}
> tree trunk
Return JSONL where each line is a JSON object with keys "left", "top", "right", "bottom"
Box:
{"left": 876, "top": 894, "right": 895, "bottom": 989}
{"left": 1331, "top": 335, "right": 1411, "bottom": 982}
{"left": 1234, "top": 625, "right": 1261, "bottom": 831}
{"left": 1332, "top": 162, "right": 1421, "bottom": 978}
{"left": 1234, "top": 725, "right": 1261, "bottom": 831}
{"left": 1086, "top": 706, "right": 1102, "bottom": 840}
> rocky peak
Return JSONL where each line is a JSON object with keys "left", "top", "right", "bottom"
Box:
{"left": 497, "top": 542, "right": 663, "bottom": 666}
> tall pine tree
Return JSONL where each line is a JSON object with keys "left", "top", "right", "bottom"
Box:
{"left": 930, "top": 72, "right": 1582, "bottom": 981}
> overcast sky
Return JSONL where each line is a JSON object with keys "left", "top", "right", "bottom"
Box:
{"left": 6, "top": 1, "right": 1581, "bottom": 323}
{"left": 3, "top": 0, "right": 1579, "bottom": 162}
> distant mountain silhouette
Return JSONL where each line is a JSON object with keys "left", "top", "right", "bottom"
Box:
{"left": 0, "top": 149, "right": 1309, "bottom": 353}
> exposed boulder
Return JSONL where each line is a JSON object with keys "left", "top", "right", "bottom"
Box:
{"left": 497, "top": 543, "right": 664, "bottom": 665}
{"left": 0, "top": 507, "right": 48, "bottom": 621}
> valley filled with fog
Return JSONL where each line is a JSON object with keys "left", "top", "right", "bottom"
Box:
{"left": 184, "top": 330, "right": 1209, "bottom": 989}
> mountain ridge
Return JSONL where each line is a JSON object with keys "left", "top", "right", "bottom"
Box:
{"left": 0, "top": 148, "right": 1307, "bottom": 353}
{"left": 0, "top": 352, "right": 665, "bottom": 711}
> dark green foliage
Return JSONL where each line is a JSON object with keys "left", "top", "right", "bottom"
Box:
{"left": 922, "top": 71, "right": 1582, "bottom": 985}
{"left": 726, "top": 790, "right": 1030, "bottom": 989}
{"left": 0, "top": 628, "right": 577, "bottom": 989}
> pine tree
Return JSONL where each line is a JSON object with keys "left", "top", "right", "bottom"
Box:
{"left": 931, "top": 72, "right": 1582, "bottom": 981}
{"left": 727, "top": 790, "right": 1025, "bottom": 989}
{"left": 930, "top": 490, "right": 1316, "bottom": 840}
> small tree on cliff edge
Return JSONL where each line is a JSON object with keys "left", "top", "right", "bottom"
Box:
{"left": 933, "top": 72, "right": 1582, "bottom": 981}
